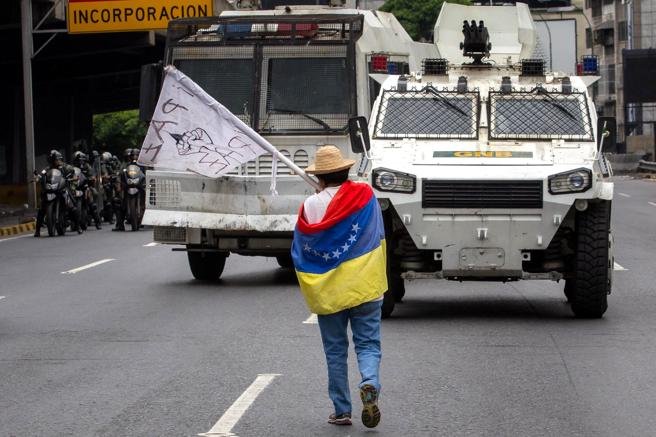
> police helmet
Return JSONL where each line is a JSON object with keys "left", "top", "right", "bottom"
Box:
{"left": 47, "top": 150, "right": 63, "bottom": 166}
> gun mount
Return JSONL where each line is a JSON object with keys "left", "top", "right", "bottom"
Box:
{"left": 460, "top": 20, "right": 491, "bottom": 65}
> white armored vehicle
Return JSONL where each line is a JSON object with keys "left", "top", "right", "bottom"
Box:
{"left": 352, "top": 3, "right": 614, "bottom": 318}
{"left": 140, "top": 0, "right": 437, "bottom": 280}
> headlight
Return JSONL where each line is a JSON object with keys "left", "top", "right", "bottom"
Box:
{"left": 548, "top": 168, "right": 592, "bottom": 194}
{"left": 372, "top": 168, "right": 416, "bottom": 193}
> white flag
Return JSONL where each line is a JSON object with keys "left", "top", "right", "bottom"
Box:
{"left": 139, "top": 66, "right": 269, "bottom": 178}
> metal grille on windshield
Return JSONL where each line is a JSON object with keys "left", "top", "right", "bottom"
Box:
{"left": 488, "top": 90, "right": 593, "bottom": 141}
{"left": 373, "top": 89, "right": 479, "bottom": 139}
{"left": 258, "top": 45, "right": 352, "bottom": 133}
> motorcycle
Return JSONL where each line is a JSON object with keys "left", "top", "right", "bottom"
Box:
{"left": 123, "top": 164, "right": 146, "bottom": 231}
{"left": 40, "top": 168, "right": 68, "bottom": 237}
{"left": 69, "top": 167, "right": 86, "bottom": 233}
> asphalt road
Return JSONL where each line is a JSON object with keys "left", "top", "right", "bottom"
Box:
{"left": 1, "top": 178, "right": 655, "bottom": 437}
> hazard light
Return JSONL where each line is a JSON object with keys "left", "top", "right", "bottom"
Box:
{"left": 370, "top": 54, "right": 389, "bottom": 73}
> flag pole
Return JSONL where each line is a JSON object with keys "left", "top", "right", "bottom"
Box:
{"left": 167, "top": 66, "right": 321, "bottom": 191}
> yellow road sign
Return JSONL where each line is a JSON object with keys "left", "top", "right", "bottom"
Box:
{"left": 67, "top": 0, "right": 213, "bottom": 34}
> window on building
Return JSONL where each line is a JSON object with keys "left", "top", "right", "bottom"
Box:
{"left": 591, "top": 1, "right": 602, "bottom": 18}
{"left": 618, "top": 21, "right": 628, "bottom": 41}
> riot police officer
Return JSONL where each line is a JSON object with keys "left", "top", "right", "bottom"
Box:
{"left": 34, "top": 150, "right": 74, "bottom": 237}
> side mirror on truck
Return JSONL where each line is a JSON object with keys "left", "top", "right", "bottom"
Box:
{"left": 139, "top": 62, "right": 163, "bottom": 123}
{"left": 348, "top": 116, "right": 371, "bottom": 154}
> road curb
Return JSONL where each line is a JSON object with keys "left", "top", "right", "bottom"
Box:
{"left": 0, "top": 220, "right": 36, "bottom": 237}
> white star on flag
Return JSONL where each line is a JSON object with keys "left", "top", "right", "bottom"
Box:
{"left": 341, "top": 243, "right": 350, "bottom": 252}
{"left": 332, "top": 249, "right": 341, "bottom": 259}
{"left": 303, "top": 243, "right": 311, "bottom": 252}
{"left": 352, "top": 223, "right": 360, "bottom": 233}
{"left": 348, "top": 234, "right": 357, "bottom": 243}
{"left": 322, "top": 252, "right": 331, "bottom": 261}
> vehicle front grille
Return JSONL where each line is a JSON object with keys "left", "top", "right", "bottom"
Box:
{"left": 422, "top": 180, "right": 543, "bottom": 209}
{"left": 231, "top": 148, "right": 311, "bottom": 176}
{"left": 148, "top": 179, "right": 181, "bottom": 208}
{"left": 153, "top": 226, "right": 186, "bottom": 243}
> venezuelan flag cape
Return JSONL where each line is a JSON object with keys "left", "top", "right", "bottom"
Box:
{"left": 292, "top": 181, "right": 387, "bottom": 315}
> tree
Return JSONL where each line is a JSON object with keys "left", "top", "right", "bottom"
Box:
{"left": 380, "top": 0, "right": 471, "bottom": 42}
{"left": 92, "top": 110, "right": 147, "bottom": 155}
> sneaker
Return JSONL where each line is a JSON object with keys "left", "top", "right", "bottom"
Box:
{"left": 359, "top": 384, "right": 381, "bottom": 428}
{"left": 328, "top": 413, "right": 352, "bottom": 426}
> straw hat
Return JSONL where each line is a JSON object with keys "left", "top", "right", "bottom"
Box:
{"left": 305, "top": 145, "right": 355, "bottom": 175}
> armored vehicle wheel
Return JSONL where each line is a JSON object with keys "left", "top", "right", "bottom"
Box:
{"left": 390, "top": 272, "right": 405, "bottom": 303}
{"left": 381, "top": 289, "right": 395, "bottom": 319}
{"left": 187, "top": 250, "right": 226, "bottom": 281}
{"left": 569, "top": 201, "right": 611, "bottom": 318}
{"left": 276, "top": 254, "right": 294, "bottom": 269}
{"left": 382, "top": 267, "right": 400, "bottom": 318}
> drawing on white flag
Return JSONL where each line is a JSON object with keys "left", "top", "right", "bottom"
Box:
{"left": 138, "top": 66, "right": 269, "bottom": 178}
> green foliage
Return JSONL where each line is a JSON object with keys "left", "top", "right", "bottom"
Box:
{"left": 380, "top": 0, "right": 471, "bottom": 42}
{"left": 92, "top": 110, "right": 147, "bottom": 155}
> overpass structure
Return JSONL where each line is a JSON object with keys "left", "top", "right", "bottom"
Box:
{"left": 1, "top": 0, "right": 220, "bottom": 206}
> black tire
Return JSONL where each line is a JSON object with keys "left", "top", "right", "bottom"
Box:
{"left": 56, "top": 200, "right": 66, "bottom": 236}
{"left": 128, "top": 196, "right": 139, "bottom": 231}
{"left": 187, "top": 250, "right": 227, "bottom": 281}
{"left": 569, "top": 201, "right": 611, "bottom": 318}
{"left": 390, "top": 272, "right": 405, "bottom": 303}
{"left": 46, "top": 201, "right": 55, "bottom": 237}
{"left": 381, "top": 289, "right": 395, "bottom": 319}
{"left": 276, "top": 254, "right": 294, "bottom": 269}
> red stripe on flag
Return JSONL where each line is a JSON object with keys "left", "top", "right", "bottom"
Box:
{"left": 297, "top": 181, "right": 373, "bottom": 234}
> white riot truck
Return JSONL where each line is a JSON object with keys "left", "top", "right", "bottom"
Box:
{"left": 349, "top": 3, "right": 614, "bottom": 318}
{"left": 140, "top": 2, "right": 438, "bottom": 280}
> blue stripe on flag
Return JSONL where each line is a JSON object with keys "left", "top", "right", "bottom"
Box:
{"left": 292, "top": 196, "right": 384, "bottom": 275}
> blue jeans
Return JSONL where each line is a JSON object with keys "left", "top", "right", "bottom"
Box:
{"left": 317, "top": 300, "right": 383, "bottom": 416}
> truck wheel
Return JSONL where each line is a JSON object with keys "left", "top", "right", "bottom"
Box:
{"left": 187, "top": 251, "right": 226, "bottom": 281}
{"left": 381, "top": 289, "right": 395, "bottom": 319}
{"left": 390, "top": 273, "right": 405, "bottom": 303}
{"left": 276, "top": 254, "right": 294, "bottom": 269}
{"left": 569, "top": 201, "right": 611, "bottom": 318}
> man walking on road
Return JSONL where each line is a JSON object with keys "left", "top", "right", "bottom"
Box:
{"left": 291, "top": 145, "right": 388, "bottom": 428}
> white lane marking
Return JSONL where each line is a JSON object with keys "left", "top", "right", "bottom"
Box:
{"left": 0, "top": 235, "right": 31, "bottom": 243}
{"left": 303, "top": 314, "right": 318, "bottom": 324}
{"left": 614, "top": 262, "right": 628, "bottom": 271}
{"left": 143, "top": 242, "right": 159, "bottom": 247}
{"left": 61, "top": 259, "right": 115, "bottom": 274}
{"left": 649, "top": 202, "right": 656, "bottom": 207}
{"left": 618, "top": 192, "right": 631, "bottom": 198}
{"left": 199, "top": 374, "right": 280, "bottom": 437}
{"left": 0, "top": 296, "right": 5, "bottom": 301}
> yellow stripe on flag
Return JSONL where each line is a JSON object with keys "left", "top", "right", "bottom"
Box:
{"left": 296, "top": 240, "right": 387, "bottom": 315}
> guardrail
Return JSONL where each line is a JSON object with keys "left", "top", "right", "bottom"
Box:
{"left": 638, "top": 160, "right": 656, "bottom": 172}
